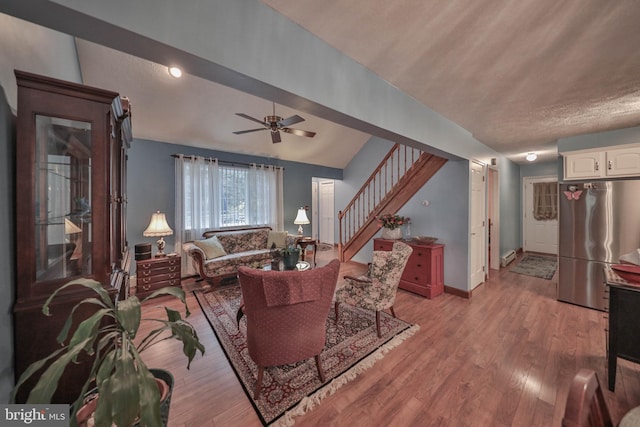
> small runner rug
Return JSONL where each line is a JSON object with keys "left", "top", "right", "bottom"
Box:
{"left": 194, "top": 286, "right": 419, "bottom": 426}
{"left": 510, "top": 254, "right": 558, "bottom": 280}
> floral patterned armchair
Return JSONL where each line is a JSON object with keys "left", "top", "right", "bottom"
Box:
{"left": 334, "top": 241, "right": 413, "bottom": 337}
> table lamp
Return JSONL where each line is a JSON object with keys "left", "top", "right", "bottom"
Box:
{"left": 293, "top": 207, "right": 310, "bottom": 235}
{"left": 143, "top": 210, "right": 173, "bottom": 257}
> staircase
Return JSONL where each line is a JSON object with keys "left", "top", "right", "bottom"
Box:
{"left": 338, "top": 144, "right": 447, "bottom": 261}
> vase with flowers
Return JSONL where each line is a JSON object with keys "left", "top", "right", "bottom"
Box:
{"left": 377, "top": 213, "right": 410, "bottom": 240}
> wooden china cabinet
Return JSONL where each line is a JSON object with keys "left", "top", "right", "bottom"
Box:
{"left": 13, "top": 70, "right": 132, "bottom": 403}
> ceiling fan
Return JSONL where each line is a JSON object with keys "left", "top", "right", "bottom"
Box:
{"left": 233, "top": 102, "right": 316, "bottom": 143}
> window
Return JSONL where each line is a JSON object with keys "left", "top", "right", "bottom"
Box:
{"left": 175, "top": 155, "right": 284, "bottom": 274}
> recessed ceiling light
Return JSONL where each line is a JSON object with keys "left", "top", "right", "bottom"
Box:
{"left": 526, "top": 152, "right": 537, "bottom": 162}
{"left": 168, "top": 66, "right": 182, "bottom": 78}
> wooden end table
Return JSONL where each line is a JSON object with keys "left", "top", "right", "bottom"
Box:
{"left": 296, "top": 237, "right": 317, "bottom": 266}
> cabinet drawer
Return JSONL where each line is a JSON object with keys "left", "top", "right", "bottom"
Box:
{"left": 138, "top": 272, "right": 180, "bottom": 285}
{"left": 137, "top": 265, "right": 180, "bottom": 277}
{"left": 137, "top": 257, "right": 181, "bottom": 271}
{"left": 402, "top": 265, "right": 429, "bottom": 285}
{"left": 374, "top": 240, "right": 393, "bottom": 251}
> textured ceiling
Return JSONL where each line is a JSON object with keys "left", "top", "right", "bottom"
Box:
{"left": 262, "top": 0, "right": 640, "bottom": 163}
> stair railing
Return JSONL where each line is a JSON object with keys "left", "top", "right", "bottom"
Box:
{"left": 338, "top": 143, "right": 423, "bottom": 254}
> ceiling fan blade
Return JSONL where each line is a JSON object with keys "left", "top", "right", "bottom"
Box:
{"left": 235, "top": 113, "right": 267, "bottom": 126}
{"left": 233, "top": 128, "right": 268, "bottom": 135}
{"left": 277, "top": 115, "right": 304, "bottom": 128}
{"left": 271, "top": 130, "right": 282, "bottom": 143}
{"left": 283, "top": 128, "right": 316, "bottom": 138}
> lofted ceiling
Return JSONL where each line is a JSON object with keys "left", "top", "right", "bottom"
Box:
{"left": 3, "top": 0, "right": 640, "bottom": 167}
{"left": 74, "top": 39, "right": 371, "bottom": 169}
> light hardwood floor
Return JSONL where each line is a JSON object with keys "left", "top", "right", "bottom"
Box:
{"left": 138, "top": 249, "right": 640, "bottom": 426}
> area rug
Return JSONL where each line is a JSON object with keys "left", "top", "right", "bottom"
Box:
{"left": 194, "top": 286, "right": 418, "bottom": 426}
{"left": 316, "top": 243, "right": 334, "bottom": 251}
{"left": 510, "top": 254, "right": 558, "bottom": 280}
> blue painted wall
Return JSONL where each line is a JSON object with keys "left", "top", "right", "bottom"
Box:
{"left": 498, "top": 158, "right": 521, "bottom": 256}
{"left": 0, "top": 87, "right": 15, "bottom": 403}
{"left": 558, "top": 126, "right": 640, "bottom": 153}
{"left": 127, "top": 139, "right": 342, "bottom": 258}
{"left": 337, "top": 137, "right": 471, "bottom": 290}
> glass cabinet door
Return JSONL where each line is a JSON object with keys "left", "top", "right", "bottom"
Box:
{"left": 34, "top": 115, "right": 92, "bottom": 282}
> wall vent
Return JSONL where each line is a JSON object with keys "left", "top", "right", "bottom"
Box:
{"left": 500, "top": 250, "right": 517, "bottom": 267}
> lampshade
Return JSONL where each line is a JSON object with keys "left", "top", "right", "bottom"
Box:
{"left": 143, "top": 211, "right": 173, "bottom": 237}
{"left": 293, "top": 207, "right": 310, "bottom": 236}
{"left": 64, "top": 218, "right": 82, "bottom": 234}
{"left": 143, "top": 211, "right": 173, "bottom": 257}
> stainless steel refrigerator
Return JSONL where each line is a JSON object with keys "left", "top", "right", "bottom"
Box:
{"left": 558, "top": 180, "right": 640, "bottom": 311}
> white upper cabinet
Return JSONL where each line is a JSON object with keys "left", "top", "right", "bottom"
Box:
{"left": 605, "top": 146, "right": 640, "bottom": 177}
{"left": 563, "top": 144, "right": 640, "bottom": 180}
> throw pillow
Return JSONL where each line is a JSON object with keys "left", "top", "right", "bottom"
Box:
{"left": 267, "top": 231, "right": 288, "bottom": 249}
{"left": 194, "top": 236, "right": 227, "bottom": 260}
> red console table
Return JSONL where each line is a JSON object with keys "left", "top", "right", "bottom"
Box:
{"left": 374, "top": 238, "right": 444, "bottom": 299}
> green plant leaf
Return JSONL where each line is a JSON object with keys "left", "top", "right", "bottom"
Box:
{"left": 93, "top": 377, "right": 113, "bottom": 427}
{"left": 110, "top": 348, "right": 140, "bottom": 427}
{"left": 43, "top": 278, "right": 113, "bottom": 316}
{"left": 55, "top": 297, "right": 109, "bottom": 345}
{"left": 67, "top": 308, "right": 111, "bottom": 356}
{"left": 116, "top": 295, "right": 141, "bottom": 338}
{"left": 136, "top": 366, "right": 162, "bottom": 427}
{"left": 95, "top": 349, "right": 116, "bottom": 386}
{"left": 169, "top": 321, "right": 205, "bottom": 368}
{"left": 143, "top": 286, "right": 191, "bottom": 316}
{"left": 11, "top": 346, "right": 67, "bottom": 403}
{"left": 26, "top": 338, "right": 93, "bottom": 404}
{"left": 164, "top": 306, "right": 182, "bottom": 322}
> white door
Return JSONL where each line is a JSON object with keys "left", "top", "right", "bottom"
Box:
{"left": 311, "top": 181, "right": 319, "bottom": 240}
{"left": 470, "top": 161, "right": 486, "bottom": 289}
{"left": 523, "top": 176, "right": 558, "bottom": 254}
{"left": 319, "top": 180, "right": 334, "bottom": 245}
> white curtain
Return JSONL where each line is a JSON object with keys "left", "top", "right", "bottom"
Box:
{"left": 175, "top": 156, "right": 283, "bottom": 276}
{"left": 175, "top": 155, "right": 220, "bottom": 275}
{"left": 247, "top": 164, "right": 284, "bottom": 230}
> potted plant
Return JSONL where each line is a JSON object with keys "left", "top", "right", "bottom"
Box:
{"left": 11, "top": 278, "right": 205, "bottom": 427}
{"left": 280, "top": 244, "right": 301, "bottom": 270}
{"left": 377, "top": 213, "right": 410, "bottom": 240}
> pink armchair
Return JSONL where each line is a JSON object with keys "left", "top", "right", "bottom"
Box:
{"left": 237, "top": 259, "right": 340, "bottom": 399}
{"left": 334, "top": 241, "right": 412, "bottom": 337}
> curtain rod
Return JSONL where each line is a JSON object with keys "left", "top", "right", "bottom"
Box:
{"left": 170, "top": 154, "right": 284, "bottom": 170}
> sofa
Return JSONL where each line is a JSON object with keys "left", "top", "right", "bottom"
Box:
{"left": 182, "top": 227, "right": 297, "bottom": 285}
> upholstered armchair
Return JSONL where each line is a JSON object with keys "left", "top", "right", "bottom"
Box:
{"left": 237, "top": 259, "right": 340, "bottom": 399}
{"left": 334, "top": 241, "right": 412, "bottom": 338}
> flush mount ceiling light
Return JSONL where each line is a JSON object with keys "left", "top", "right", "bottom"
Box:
{"left": 168, "top": 66, "right": 182, "bottom": 78}
{"left": 526, "top": 152, "right": 538, "bottom": 162}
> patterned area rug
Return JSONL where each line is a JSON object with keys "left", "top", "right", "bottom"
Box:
{"left": 510, "top": 254, "right": 558, "bottom": 280}
{"left": 194, "top": 286, "right": 418, "bottom": 426}
{"left": 316, "top": 243, "right": 334, "bottom": 251}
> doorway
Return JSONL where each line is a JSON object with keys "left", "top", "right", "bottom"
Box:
{"left": 312, "top": 178, "right": 335, "bottom": 245}
{"left": 470, "top": 161, "right": 486, "bottom": 289}
{"left": 487, "top": 166, "right": 500, "bottom": 273}
{"left": 523, "top": 176, "right": 558, "bottom": 255}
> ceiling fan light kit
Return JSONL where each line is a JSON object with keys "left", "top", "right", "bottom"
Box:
{"left": 233, "top": 102, "right": 316, "bottom": 143}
